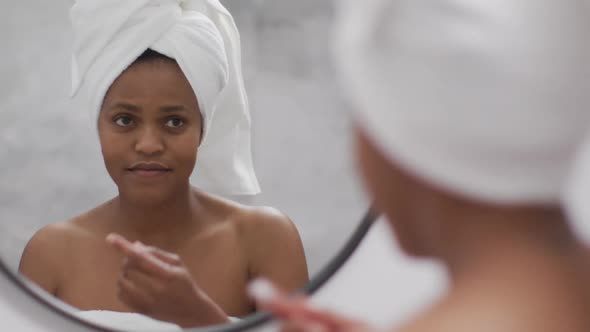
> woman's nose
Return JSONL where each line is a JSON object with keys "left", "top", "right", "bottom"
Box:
{"left": 134, "top": 127, "right": 164, "bottom": 156}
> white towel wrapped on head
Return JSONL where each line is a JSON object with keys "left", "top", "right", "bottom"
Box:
{"left": 70, "top": 0, "right": 260, "bottom": 196}
{"left": 333, "top": 0, "right": 590, "bottom": 206}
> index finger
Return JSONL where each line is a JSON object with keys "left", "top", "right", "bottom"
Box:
{"left": 106, "top": 233, "right": 137, "bottom": 256}
{"left": 107, "top": 233, "right": 172, "bottom": 278}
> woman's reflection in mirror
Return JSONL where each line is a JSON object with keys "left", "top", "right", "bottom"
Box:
{"left": 18, "top": 1, "right": 308, "bottom": 328}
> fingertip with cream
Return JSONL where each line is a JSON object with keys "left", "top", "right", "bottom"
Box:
{"left": 247, "top": 278, "right": 278, "bottom": 303}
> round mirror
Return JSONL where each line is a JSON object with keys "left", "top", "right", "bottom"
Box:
{"left": 0, "top": 0, "right": 374, "bottom": 331}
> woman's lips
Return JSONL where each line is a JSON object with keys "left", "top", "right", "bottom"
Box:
{"left": 127, "top": 163, "right": 172, "bottom": 177}
{"left": 130, "top": 169, "right": 171, "bottom": 177}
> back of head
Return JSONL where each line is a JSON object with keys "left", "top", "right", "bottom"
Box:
{"left": 332, "top": 3, "right": 590, "bottom": 328}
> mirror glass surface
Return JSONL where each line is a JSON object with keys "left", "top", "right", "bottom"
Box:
{"left": 0, "top": 0, "right": 368, "bottom": 330}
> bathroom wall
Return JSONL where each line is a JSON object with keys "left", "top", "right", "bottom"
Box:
{"left": 0, "top": 0, "right": 368, "bottom": 276}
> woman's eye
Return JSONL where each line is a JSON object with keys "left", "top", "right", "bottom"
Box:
{"left": 114, "top": 116, "right": 134, "bottom": 127}
{"left": 166, "top": 118, "right": 185, "bottom": 128}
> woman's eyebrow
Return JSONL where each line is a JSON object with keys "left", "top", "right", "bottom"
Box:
{"left": 109, "top": 102, "right": 141, "bottom": 112}
{"left": 106, "top": 103, "right": 188, "bottom": 113}
{"left": 160, "top": 105, "right": 188, "bottom": 113}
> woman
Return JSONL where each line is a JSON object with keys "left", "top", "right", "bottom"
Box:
{"left": 18, "top": 0, "right": 308, "bottom": 328}
{"left": 250, "top": 1, "right": 590, "bottom": 331}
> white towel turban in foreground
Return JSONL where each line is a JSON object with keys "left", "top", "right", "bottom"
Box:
{"left": 334, "top": 0, "right": 590, "bottom": 237}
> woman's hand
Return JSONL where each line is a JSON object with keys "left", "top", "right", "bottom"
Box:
{"left": 106, "top": 233, "right": 229, "bottom": 327}
{"left": 248, "top": 279, "right": 374, "bottom": 332}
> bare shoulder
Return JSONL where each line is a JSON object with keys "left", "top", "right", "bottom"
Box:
{"left": 392, "top": 300, "right": 474, "bottom": 332}
{"left": 235, "top": 205, "right": 300, "bottom": 240}
{"left": 18, "top": 203, "right": 110, "bottom": 294}
{"left": 20, "top": 219, "right": 83, "bottom": 264}
{"left": 392, "top": 280, "right": 581, "bottom": 332}
{"left": 22, "top": 204, "right": 107, "bottom": 256}
{"left": 18, "top": 220, "right": 79, "bottom": 295}
{"left": 231, "top": 204, "right": 309, "bottom": 291}
{"left": 193, "top": 191, "right": 309, "bottom": 289}
{"left": 195, "top": 190, "right": 300, "bottom": 240}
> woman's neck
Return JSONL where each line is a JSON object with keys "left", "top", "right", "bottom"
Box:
{"left": 436, "top": 205, "right": 580, "bottom": 285}
{"left": 110, "top": 184, "right": 203, "bottom": 244}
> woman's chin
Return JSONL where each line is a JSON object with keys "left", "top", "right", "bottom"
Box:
{"left": 119, "top": 188, "right": 176, "bottom": 206}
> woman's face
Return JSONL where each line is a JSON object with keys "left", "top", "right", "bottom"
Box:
{"left": 354, "top": 126, "right": 441, "bottom": 256}
{"left": 98, "top": 59, "right": 202, "bottom": 203}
